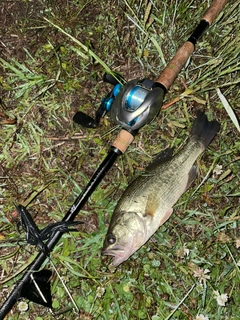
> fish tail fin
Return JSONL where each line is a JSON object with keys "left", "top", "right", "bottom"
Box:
{"left": 190, "top": 111, "right": 220, "bottom": 149}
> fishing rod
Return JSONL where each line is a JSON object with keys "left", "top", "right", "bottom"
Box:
{"left": 0, "top": 0, "right": 229, "bottom": 318}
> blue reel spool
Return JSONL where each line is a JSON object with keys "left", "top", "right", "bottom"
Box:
{"left": 125, "top": 85, "right": 149, "bottom": 111}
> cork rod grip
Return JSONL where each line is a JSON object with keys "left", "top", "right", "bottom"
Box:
{"left": 112, "top": 129, "right": 134, "bottom": 154}
{"left": 202, "top": 0, "right": 229, "bottom": 25}
{"left": 155, "top": 42, "right": 194, "bottom": 90}
{"left": 155, "top": 0, "right": 229, "bottom": 90}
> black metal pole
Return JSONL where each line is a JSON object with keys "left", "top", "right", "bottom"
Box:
{"left": 0, "top": 147, "right": 121, "bottom": 320}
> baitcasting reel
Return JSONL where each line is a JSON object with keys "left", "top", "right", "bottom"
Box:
{"left": 73, "top": 73, "right": 166, "bottom": 133}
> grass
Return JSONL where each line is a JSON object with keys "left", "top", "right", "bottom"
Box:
{"left": 0, "top": 0, "right": 239, "bottom": 319}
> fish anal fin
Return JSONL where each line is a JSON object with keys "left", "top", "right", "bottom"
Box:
{"left": 159, "top": 207, "right": 173, "bottom": 225}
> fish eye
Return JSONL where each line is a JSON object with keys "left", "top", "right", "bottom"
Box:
{"left": 106, "top": 233, "right": 116, "bottom": 244}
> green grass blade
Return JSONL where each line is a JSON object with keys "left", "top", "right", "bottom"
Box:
{"left": 44, "top": 17, "right": 112, "bottom": 74}
{"left": 217, "top": 88, "right": 240, "bottom": 133}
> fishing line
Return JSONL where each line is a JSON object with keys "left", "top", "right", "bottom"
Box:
{"left": 49, "top": 259, "right": 79, "bottom": 313}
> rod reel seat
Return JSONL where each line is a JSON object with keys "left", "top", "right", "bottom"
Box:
{"left": 73, "top": 73, "right": 166, "bottom": 132}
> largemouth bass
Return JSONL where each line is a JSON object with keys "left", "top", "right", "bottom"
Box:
{"left": 102, "top": 111, "right": 220, "bottom": 267}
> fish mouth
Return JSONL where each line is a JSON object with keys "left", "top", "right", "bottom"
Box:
{"left": 102, "top": 244, "right": 129, "bottom": 267}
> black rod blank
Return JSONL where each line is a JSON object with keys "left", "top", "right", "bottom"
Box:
{"left": 0, "top": 148, "right": 121, "bottom": 319}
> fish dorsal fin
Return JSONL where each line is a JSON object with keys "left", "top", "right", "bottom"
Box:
{"left": 146, "top": 148, "right": 174, "bottom": 171}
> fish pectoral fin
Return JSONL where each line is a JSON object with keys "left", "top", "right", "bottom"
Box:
{"left": 144, "top": 195, "right": 173, "bottom": 226}
{"left": 144, "top": 193, "right": 161, "bottom": 218}
{"left": 159, "top": 207, "right": 173, "bottom": 225}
